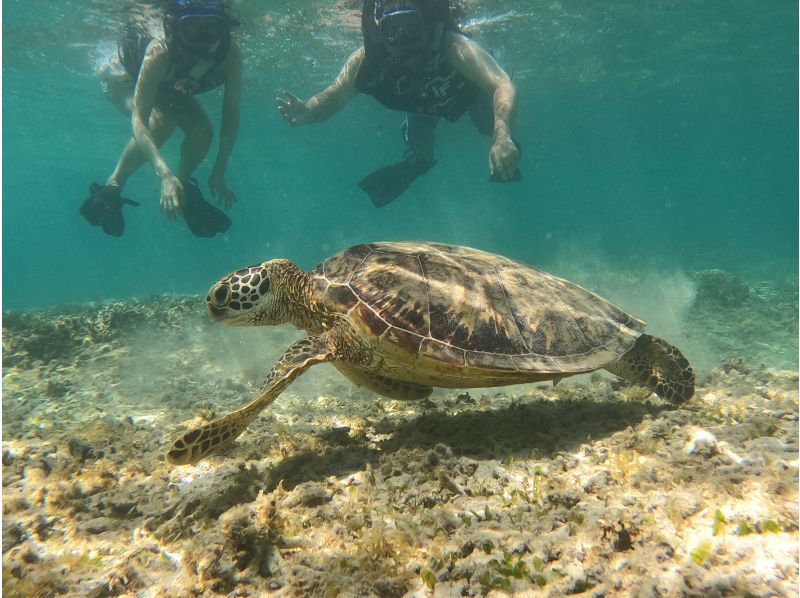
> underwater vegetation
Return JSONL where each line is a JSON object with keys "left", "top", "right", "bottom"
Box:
{"left": 685, "top": 269, "right": 798, "bottom": 369}
{"left": 2, "top": 267, "right": 798, "bottom": 595}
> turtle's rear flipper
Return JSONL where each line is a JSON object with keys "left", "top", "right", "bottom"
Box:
{"left": 605, "top": 334, "right": 694, "bottom": 403}
{"left": 166, "top": 335, "right": 333, "bottom": 465}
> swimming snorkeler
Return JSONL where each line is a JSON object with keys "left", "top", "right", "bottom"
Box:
{"left": 81, "top": 0, "right": 241, "bottom": 237}
{"left": 277, "top": 0, "right": 521, "bottom": 207}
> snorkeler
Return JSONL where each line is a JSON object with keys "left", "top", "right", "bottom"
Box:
{"left": 276, "top": 0, "right": 520, "bottom": 207}
{"left": 81, "top": 0, "right": 241, "bottom": 237}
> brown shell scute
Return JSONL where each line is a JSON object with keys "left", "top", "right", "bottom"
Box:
{"left": 324, "top": 284, "right": 358, "bottom": 310}
{"left": 350, "top": 302, "right": 389, "bottom": 337}
{"left": 427, "top": 264, "right": 528, "bottom": 355}
{"left": 349, "top": 249, "right": 430, "bottom": 335}
{"left": 321, "top": 243, "right": 373, "bottom": 282}
{"left": 315, "top": 242, "right": 645, "bottom": 374}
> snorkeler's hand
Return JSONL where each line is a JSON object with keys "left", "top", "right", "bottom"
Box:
{"left": 489, "top": 136, "right": 521, "bottom": 182}
{"left": 160, "top": 175, "right": 183, "bottom": 220}
{"left": 208, "top": 168, "right": 236, "bottom": 209}
{"left": 276, "top": 90, "right": 312, "bottom": 125}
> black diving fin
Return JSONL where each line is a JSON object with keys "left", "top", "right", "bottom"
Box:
{"left": 358, "top": 154, "right": 436, "bottom": 208}
{"left": 181, "top": 179, "right": 231, "bottom": 237}
{"left": 80, "top": 182, "right": 140, "bottom": 237}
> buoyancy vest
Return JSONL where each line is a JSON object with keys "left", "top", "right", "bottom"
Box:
{"left": 355, "top": 0, "right": 480, "bottom": 120}
{"left": 118, "top": 22, "right": 228, "bottom": 96}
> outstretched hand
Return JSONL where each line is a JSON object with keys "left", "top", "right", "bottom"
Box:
{"left": 160, "top": 175, "right": 184, "bottom": 220}
{"left": 489, "top": 137, "right": 521, "bottom": 182}
{"left": 209, "top": 169, "right": 236, "bottom": 209}
{"left": 276, "top": 90, "right": 312, "bottom": 125}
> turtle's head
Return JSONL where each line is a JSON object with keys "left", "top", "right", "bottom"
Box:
{"left": 206, "top": 260, "right": 294, "bottom": 326}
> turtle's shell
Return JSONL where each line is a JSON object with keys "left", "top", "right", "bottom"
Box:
{"left": 311, "top": 242, "right": 645, "bottom": 386}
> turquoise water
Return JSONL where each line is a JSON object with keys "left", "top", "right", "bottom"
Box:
{"left": 3, "top": 0, "right": 797, "bottom": 310}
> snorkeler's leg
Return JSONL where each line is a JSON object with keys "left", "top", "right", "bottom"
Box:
{"left": 172, "top": 98, "right": 230, "bottom": 237}
{"left": 107, "top": 107, "right": 176, "bottom": 188}
{"left": 402, "top": 112, "right": 438, "bottom": 165}
{"left": 358, "top": 113, "right": 438, "bottom": 208}
{"left": 81, "top": 106, "right": 173, "bottom": 236}
{"left": 172, "top": 96, "right": 213, "bottom": 182}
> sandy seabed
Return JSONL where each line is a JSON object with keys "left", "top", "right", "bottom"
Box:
{"left": 2, "top": 273, "right": 798, "bottom": 597}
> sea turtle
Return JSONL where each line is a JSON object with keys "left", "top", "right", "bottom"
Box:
{"left": 167, "top": 242, "right": 694, "bottom": 465}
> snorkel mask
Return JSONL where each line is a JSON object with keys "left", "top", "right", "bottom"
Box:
{"left": 165, "top": 0, "right": 230, "bottom": 60}
{"left": 374, "top": 1, "right": 431, "bottom": 56}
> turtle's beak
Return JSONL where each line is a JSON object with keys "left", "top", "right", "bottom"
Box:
{"left": 206, "top": 298, "right": 256, "bottom": 326}
{"left": 207, "top": 301, "right": 227, "bottom": 321}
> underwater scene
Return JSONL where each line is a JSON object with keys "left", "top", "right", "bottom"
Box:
{"left": 2, "top": 0, "right": 798, "bottom": 596}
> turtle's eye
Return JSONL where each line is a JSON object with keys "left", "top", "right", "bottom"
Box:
{"left": 212, "top": 284, "right": 230, "bottom": 306}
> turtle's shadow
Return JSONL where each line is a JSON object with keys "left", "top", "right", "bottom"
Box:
{"left": 265, "top": 396, "right": 671, "bottom": 491}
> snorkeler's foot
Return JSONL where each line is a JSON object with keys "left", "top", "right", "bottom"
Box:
{"left": 80, "top": 182, "right": 140, "bottom": 237}
{"left": 181, "top": 179, "right": 231, "bottom": 238}
{"left": 358, "top": 154, "right": 436, "bottom": 208}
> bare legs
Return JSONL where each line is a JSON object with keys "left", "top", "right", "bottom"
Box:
{"left": 105, "top": 95, "right": 213, "bottom": 190}
{"left": 106, "top": 109, "right": 175, "bottom": 188}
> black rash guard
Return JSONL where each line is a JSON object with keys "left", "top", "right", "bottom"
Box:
{"left": 355, "top": 0, "right": 480, "bottom": 120}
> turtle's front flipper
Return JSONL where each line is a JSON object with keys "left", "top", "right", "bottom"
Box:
{"left": 605, "top": 334, "right": 695, "bottom": 403}
{"left": 166, "top": 335, "right": 333, "bottom": 465}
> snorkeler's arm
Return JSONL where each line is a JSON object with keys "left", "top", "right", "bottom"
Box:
{"left": 445, "top": 33, "right": 520, "bottom": 180}
{"left": 131, "top": 41, "right": 184, "bottom": 216}
{"left": 131, "top": 42, "right": 174, "bottom": 184}
{"left": 277, "top": 47, "right": 364, "bottom": 125}
{"left": 209, "top": 40, "right": 242, "bottom": 208}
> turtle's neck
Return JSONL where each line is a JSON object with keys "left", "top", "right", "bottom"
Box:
{"left": 268, "top": 260, "right": 325, "bottom": 332}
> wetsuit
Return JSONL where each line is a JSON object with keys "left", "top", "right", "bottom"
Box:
{"left": 356, "top": 1, "right": 494, "bottom": 155}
